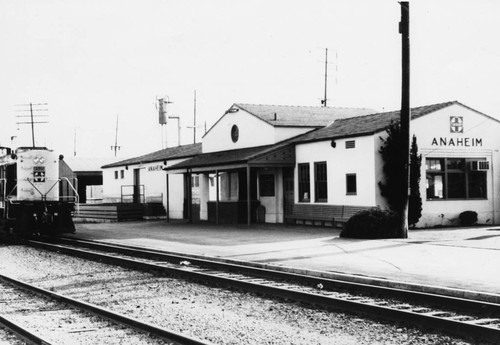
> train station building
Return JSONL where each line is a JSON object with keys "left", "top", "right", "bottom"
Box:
{"left": 103, "top": 101, "right": 500, "bottom": 227}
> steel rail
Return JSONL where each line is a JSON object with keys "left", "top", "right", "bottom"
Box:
{"left": 27, "top": 238, "right": 500, "bottom": 343}
{"left": 0, "top": 313, "right": 53, "bottom": 345}
{"left": 49, "top": 237, "right": 500, "bottom": 313}
{"left": 0, "top": 273, "right": 213, "bottom": 345}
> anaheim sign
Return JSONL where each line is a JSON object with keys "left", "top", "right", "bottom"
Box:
{"left": 431, "top": 137, "right": 483, "bottom": 147}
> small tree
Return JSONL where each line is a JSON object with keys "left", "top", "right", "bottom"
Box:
{"left": 378, "top": 121, "right": 406, "bottom": 215}
{"left": 408, "top": 135, "right": 422, "bottom": 226}
{"left": 378, "top": 122, "right": 422, "bottom": 227}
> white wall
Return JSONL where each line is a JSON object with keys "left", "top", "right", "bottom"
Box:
{"left": 202, "top": 110, "right": 276, "bottom": 153}
{"left": 294, "top": 103, "right": 500, "bottom": 227}
{"left": 295, "top": 137, "right": 377, "bottom": 206}
{"left": 274, "top": 127, "right": 313, "bottom": 143}
{"left": 410, "top": 104, "right": 500, "bottom": 226}
{"left": 102, "top": 157, "right": 189, "bottom": 219}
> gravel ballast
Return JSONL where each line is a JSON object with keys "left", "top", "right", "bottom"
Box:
{"left": 0, "top": 244, "right": 490, "bottom": 344}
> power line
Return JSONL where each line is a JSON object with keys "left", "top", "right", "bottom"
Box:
{"left": 14, "top": 102, "right": 49, "bottom": 148}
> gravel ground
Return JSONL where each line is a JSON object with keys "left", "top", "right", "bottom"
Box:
{"left": 0, "top": 244, "right": 492, "bottom": 345}
{"left": 0, "top": 328, "right": 26, "bottom": 345}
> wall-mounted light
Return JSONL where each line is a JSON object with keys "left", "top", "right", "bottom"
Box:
{"left": 125, "top": 165, "right": 129, "bottom": 170}
{"left": 224, "top": 107, "right": 239, "bottom": 115}
{"left": 331, "top": 140, "right": 336, "bottom": 148}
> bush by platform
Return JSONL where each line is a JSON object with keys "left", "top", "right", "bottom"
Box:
{"left": 458, "top": 211, "right": 478, "bottom": 226}
{"left": 340, "top": 207, "right": 399, "bottom": 239}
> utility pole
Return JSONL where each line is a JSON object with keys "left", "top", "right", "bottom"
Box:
{"left": 111, "top": 114, "right": 121, "bottom": 157}
{"left": 193, "top": 90, "right": 197, "bottom": 144}
{"left": 321, "top": 48, "right": 328, "bottom": 107}
{"left": 186, "top": 90, "right": 197, "bottom": 144}
{"left": 399, "top": 1, "right": 410, "bottom": 238}
{"left": 74, "top": 127, "right": 77, "bottom": 156}
{"left": 15, "top": 102, "right": 49, "bottom": 148}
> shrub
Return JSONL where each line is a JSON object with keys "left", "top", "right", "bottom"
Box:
{"left": 458, "top": 211, "right": 478, "bottom": 226}
{"left": 340, "top": 207, "right": 399, "bottom": 239}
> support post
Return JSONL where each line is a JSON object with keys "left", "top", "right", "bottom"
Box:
{"left": 247, "top": 165, "right": 251, "bottom": 226}
{"left": 216, "top": 170, "right": 219, "bottom": 225}
{"left": 187, "top": 170, "right": 192, "bottom": 223}
{"left": 166, "top": 173, "right": 170, "bottom": 222}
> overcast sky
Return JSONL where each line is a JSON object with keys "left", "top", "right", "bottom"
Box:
{"left": 1, "top": 0, "right": 499, "bottom": 159}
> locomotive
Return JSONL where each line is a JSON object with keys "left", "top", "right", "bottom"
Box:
{"left": 0, "top": 146, "right": 76, "bottom": 236}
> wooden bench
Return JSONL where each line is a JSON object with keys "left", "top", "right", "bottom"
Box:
{"left": 285, "top": 204, "right": 371, "bottom": 228}
{"left": 285, "top": 204, "right": 343, "bottom": 227}
{"left": 334, "top": 205, "right": 371, "bottom": 228}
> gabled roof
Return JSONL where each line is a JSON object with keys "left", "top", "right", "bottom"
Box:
{"left": 101, "top": 143, "right": 202, "bottom": 169}
{"left": 203, "top": 103, "right": 376, "bottom": 138}
{"left": 234, "top": 103, "right": 376, "bottom": 127}
{"left": 294, "top": 100, "right": 495, "bottom": 144}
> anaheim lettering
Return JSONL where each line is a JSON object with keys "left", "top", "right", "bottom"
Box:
{"left": 431, "top": 137, "right": 483, "bottom": 147}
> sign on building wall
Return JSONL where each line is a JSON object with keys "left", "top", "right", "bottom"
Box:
{"left": 431, "top": 116, "right": 483, "bottom": 147}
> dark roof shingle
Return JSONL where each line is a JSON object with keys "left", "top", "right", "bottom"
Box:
{"left": 294, "top": 101, "right": 464, "bottom": 143}
{"left": 101, "top": 143, "right": 202, "bottom": 169}
{"left": 234, "top": 103, "right": 375, "bottom": 127}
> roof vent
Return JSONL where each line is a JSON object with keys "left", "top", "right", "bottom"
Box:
{"left": 345, "top": 140, "right": 356, "bottom": 149}
{"left": 274, "top": 112, "right": 277, "bottom": 121}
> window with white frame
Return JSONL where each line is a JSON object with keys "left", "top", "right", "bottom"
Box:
{"left": 314, "top": 162, "right": 328, "bottom": 202}
{"left": 298, "top": 163, "right": 310, "bottom": 202}
{"left": 426, "top": 158, "right": 487, "bottom": 200}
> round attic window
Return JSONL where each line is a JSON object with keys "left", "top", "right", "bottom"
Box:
{"left": 231, "top": 125, "right": 239, "bottom": 143}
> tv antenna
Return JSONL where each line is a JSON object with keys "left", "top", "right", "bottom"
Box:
{"left": 111, "top": 114, "right": 121, "bottom": 156}
{"left": 320, "top": 48, "right": 338, "bottom": 107}
{"left": 14, "top": 102, "right": 49, "bottom": 147}
{"left": 186, "top": 90, "right": 202, "bottom": 144}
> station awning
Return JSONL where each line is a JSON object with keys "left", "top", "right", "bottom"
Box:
{"left": 164, "top": 142, "right": 295, "bottom": 174}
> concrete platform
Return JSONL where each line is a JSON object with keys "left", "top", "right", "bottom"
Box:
{"left": 69, "top": 220, "right": 500, "bottom": 303}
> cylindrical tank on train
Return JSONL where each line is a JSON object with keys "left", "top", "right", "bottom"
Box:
{"left": 16, "top": 149, "right": 59, "bottom": 201}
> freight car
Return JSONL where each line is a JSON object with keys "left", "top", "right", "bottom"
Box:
{"left": 0, "top": 146, "right": 77, "bottom": 236}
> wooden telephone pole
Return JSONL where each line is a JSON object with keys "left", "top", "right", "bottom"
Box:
{"left": 111, "top": 114, "right": 121, "bottom": 156}
{"left": 399, "top": 1, "right": 410, "bottom": 238}
{"left": 15, "top": 102, "right": 49, "bottom": 148}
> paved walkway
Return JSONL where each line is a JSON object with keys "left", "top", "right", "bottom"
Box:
{"left": 70, "top": 220, "right": 500, "bottom": 302}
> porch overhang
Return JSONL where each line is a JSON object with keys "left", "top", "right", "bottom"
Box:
{"left": 163, "top": 143, "right": 296, "bottom": 174}
{"left": 163, "top": 143, "right": 296, "bottom": 226}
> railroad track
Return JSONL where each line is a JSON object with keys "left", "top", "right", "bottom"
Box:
{"left": 0, "top": 270, "right": 212, "bottom": 345}
{"left": 27, "top": 236, "right": 500, "bottom": 343}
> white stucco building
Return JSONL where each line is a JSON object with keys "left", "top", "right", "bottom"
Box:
{"left": 166, "top": 101, "right": 500, "bottom": 227}
{"left": 100, "top": 101, "right": 500, "bottom": 228}
{"left": 293, "top": 101, "right": 500, "bottom": 227}
{"left": 101, "top": 144, "right": 201, "bottom": 219}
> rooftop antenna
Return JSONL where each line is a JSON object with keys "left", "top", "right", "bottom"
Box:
{"left": 186, "top": 90, "right": 198, "bottom": 144}
{"left": 14, "top": 102, "right": 49, "bottom": 147}
{"left": 74, "top": 127, "right": 77, "bottom": 157}
{"left": 111, "top": 114, "right": 121, "bottom": 156}
{"left": 321, "top": 48, "right": 328, "bottom": 107}
{"left": 193, "top": 90, "right": 197, "bottom": 143}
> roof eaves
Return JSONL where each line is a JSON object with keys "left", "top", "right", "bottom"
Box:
{"left": 296, "top": 131, "right": 378, "bottom": 145}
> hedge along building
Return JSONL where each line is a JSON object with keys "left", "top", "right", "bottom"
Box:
{"left": 292, "top": 100, "right": 500, "bottom": 227}
{"left": 164, "top": 103, "right": 374, "bottom": 224}
{"left": 101, "top": 143, "right": 201, "bottom": 219}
